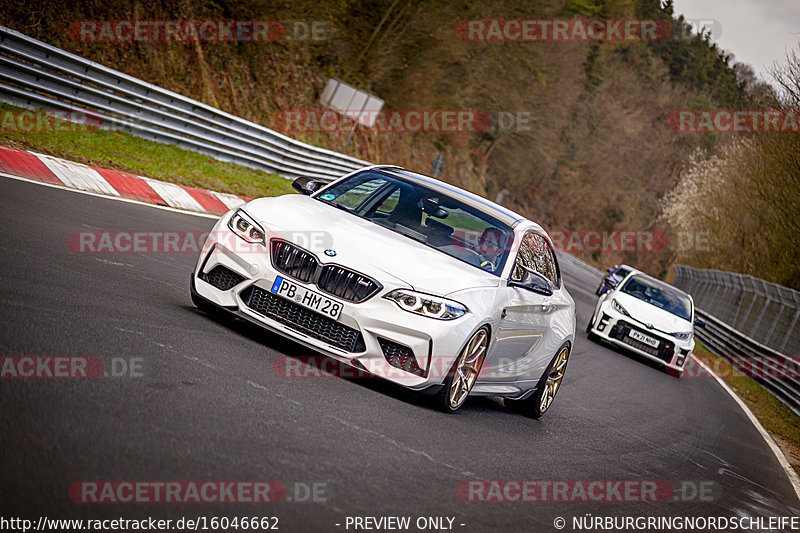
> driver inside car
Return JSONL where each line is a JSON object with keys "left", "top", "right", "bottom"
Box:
{"left": 477, "top": 228, "right": 507, "bottom": 272}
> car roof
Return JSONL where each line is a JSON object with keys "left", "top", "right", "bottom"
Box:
{"left": 375, "top": 167, "right": 528, "bottom": 227}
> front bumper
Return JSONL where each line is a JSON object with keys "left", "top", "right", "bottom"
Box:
{"left": 191, "top": 218, "right": 484, "bottom": 390}
{"left": 589, "top": 302, "right": 694, "bottom": 372}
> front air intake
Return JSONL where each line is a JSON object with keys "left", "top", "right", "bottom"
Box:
{"left": 379, "top": 338, "right": 425, "bottom": 377}
{"left": 200, "top": 265, "right": 245, "bottom": 291}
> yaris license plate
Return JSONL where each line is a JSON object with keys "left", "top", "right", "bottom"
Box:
{"left": 629, "top": 329, "right": 660, "bottom": 348}
{"left": 270, "top": 276, "right": 342, "bottom": 320}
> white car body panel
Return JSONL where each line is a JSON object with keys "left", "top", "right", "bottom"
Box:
{"left": 245, "top": 195, "right": 500, "bottom": 295}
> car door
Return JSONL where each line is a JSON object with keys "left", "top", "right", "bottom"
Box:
{"left": 488, "top": 230, "right": 560, "bottom": 380}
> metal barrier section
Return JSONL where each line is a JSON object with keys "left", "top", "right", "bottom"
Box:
{"left": 0, "top": 25, "right": 371, "bottom": 182}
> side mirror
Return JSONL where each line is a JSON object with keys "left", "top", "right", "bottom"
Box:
{"left": 292, "top": 176, "right": 325, "bottom": 195}
{"left": 694, "top": 318, "right": 707, "bottom": 328}
{"left": 509, "top": 267, "right": 554, "bottom": 296}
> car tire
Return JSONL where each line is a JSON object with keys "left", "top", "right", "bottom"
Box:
{"left": 506, "top": 344, "right": 571, "bottom": 419}
{"left": 434, "top": 327, "right": 489, "bottom": 414}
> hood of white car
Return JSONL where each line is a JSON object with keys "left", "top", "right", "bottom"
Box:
{"left": 614, "top": 292, "right": 693, "bottom": 335}
{"left": 243, "top": 195, "right": 500, "bottom": 295}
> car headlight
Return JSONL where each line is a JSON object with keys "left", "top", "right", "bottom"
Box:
{"left": 384, "top": 289, "right": 468, "bottom": 320}
{"left": 672, "top": 331, "right": 692, "bottom": 341}
{"left": 611, "top": 298, "right": 630, "bottom": 316}
{"left": 228, "top": 209, "right": 265, "bottom": 245}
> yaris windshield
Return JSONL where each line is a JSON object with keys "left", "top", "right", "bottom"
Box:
{"left": 314, "top": 171, "right": 514, "bottom": 276}
{"left": 621, "top": 276, "right": 692, "bottom": 321}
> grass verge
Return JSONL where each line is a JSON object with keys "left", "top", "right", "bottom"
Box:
{"left": 0, "top": 103, "right": 294, "bottom": 198}
{"left": 693, "top": 342, "right": 800, "bottom": 476}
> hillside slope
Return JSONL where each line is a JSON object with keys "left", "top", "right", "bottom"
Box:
{"left": 1, "top": 0, "right": 760, "bottom": 277}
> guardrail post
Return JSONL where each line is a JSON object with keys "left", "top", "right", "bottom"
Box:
{"left": 748, "top": 279, "right": 771, "bottom": 339}
{"left": 779, "top": 309, "right": 800, "bottom": 353}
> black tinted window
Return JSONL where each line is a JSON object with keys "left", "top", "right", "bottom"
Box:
{"left": 621, "top": 276, "right": 692, "bottom": 320}
{"left": 315, "top": 172, "right": 514, "bottom": 276}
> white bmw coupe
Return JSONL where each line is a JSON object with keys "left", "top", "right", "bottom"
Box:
{"left": 191, "top": 166, "right": 576, "bottom": 414}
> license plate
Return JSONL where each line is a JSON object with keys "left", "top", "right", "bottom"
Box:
{"left": 629, "top": 329, "right": 660, "bottom": 348}
{"left": 270, "top": 276, "right": 342, "bottom": 320}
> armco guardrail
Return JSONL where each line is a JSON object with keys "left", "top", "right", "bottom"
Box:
{"left": 673, "top": 265, "right": 800, "bottom": 416}
{"left": 694, "top": 309, "right": 800, "bottom": 416}
{"left": 673, "top": 265, "right": 800, "bottom": 355}
{"left": 0, "top": 25, "right": 370, "bottom": 181}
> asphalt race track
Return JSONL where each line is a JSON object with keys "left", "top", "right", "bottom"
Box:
{"left": 1, "top": 175, "right": 798, "bottom": 531}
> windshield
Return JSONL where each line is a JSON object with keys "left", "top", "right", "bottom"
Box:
{"left": 314, "top": 171, "right": 514, "bottom": 276}
{"left": 621, "top": 275, "right": 692, "bottom": 321}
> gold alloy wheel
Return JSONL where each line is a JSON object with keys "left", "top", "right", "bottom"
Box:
{"left": 538, "top": 345, "right": 570, "bottom": 414}
{"left": 448, "top": 329, "right": 488, "bottom": 409}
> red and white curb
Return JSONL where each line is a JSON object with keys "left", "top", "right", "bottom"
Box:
{"left": 0, "top": 145, "right": 250, "bottom": 215}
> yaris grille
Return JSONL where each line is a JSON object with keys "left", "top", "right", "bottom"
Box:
{"left": 610, "top": 320, "right": 674, "bottom": 362}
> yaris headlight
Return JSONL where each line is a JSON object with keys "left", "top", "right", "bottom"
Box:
{"left": 384, "top": 289, "right": 468, "bottom": 320}
{"left": 611, "top": 298, "right": 630, "bottom": 316}
{"left": 672, "top": 331, "right": 693, "bottom": 341}
{"left": 228, "top": 209, "right": 265, "bottom": 245}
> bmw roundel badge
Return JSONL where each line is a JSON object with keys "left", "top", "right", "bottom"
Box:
{"left": 324, "top": 249, "right": 336, "bottom": 257}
